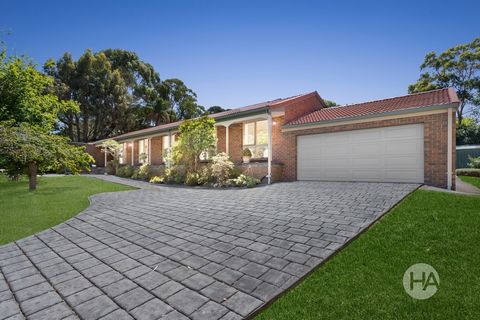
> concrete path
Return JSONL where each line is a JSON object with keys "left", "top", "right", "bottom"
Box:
{"left": 0, "top": 177, "right": 418, "bottom": 320}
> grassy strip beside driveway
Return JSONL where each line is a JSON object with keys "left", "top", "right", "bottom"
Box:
{"left": 0, "top": 175, "right": 135, "bottom": 245}
{"left": 459, "top": 176, "right": 480, "bottom": 189}
{"left": 256, "top": 190, "right": 480, "bottom": 320}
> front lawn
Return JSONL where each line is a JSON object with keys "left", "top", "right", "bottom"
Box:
{"left": 0, "top": 175, "right": 135, "bottom": 245}
{"left": 256, "top": 190, "right": 480, "bottom": 319}
{"left": 459, "top": 176, "right": 480, "bottom": 189}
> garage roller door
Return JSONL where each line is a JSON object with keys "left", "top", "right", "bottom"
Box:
{"left": 297, "top": 124, "right": 424, "bottom": 183}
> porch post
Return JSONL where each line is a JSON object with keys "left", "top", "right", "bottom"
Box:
{"left": 130, "top": 141, "right": 134, "bottom": 166}
{"left": 167, "top": 131, "right": 172, "bottom": 168}
{"left": 148, "top": 138, "right": 152, "bottom": 165}
{"left": 267, "top": 112, "right": 273, "bottom": 184}
{"left": 225, "top": 124, "right": 230, "bottom": 155}
{"left": 103, "top": 146, "right": 107, "bottom": 168}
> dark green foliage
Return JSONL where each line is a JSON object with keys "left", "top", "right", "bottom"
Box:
{"left": 409, "top": 37, "right": 480, "bottom": 126}
{"left": 116, "top": 165, "right": 135, "bottom": 178}
{"left": 456, "top": 168, "right": 480, "bottom": 177}
{"left": 457, "top": 118, "right": 480, "bottom": 145}
{"left": 205, "top": 106, "right": 229, "bottom": 114}
{"left": 45, "top": 49, "right": 204, "bottom": 142}
{"left": 0, "top": 122, "right": 93, "bottom": 191}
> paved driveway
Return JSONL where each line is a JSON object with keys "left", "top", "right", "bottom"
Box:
{"left": 0, "top": 177, "right": 418, "bottom": 320}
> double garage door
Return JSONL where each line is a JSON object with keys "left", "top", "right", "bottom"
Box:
{"left": 297, "top": 124, "right": 424, "bottom": 183}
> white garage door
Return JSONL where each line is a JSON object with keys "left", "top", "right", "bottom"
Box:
{"left": 297, "top": 124, "right": 424, "bottom": 183}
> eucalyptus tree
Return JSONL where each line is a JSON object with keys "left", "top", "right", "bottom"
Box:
{"left": 409, "top": 37, "right": 480, "bottom": 126}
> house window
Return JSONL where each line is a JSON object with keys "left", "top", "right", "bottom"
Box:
{"left": 162, "top": 135, "right": 176, "bottom": 162}
{"left": 119, "top": 143, "right": 126, "bottom": 164}
{"left": 243, "top": 120, "right": 268, "bottom": 158}
{"left": 138, "top": 139, "right": 149, "bottom": 164}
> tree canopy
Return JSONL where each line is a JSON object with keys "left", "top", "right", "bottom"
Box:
{"left": 45, "top": 49, "right": 204, "bottom": 142}
{"left": 0, "top": 47, "right": 93, "bottom": 191}
{"left": 409, "top": 37, "right": 480, "bottom": 125}
{"left": 0, "top": 122, "right": 93, "bottom": 191}
{"left": 205, "top": 106, "right": 229, "bottom": 114}
{"left": 0, "top": 50, "right": 77, "bottom": 131}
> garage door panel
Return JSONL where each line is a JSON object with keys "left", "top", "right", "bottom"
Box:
{"left": 351, "top": 143, "right": 382, "bottom": 155}
{"left": 385, "top": 141, "right": 421, "bottom": 154}
{"left": 297, "top": 124, "right": 424, "bottom": 183}
{"left": 351, "top": 130, "right": 382, "bottom": 142}
{"left": 355, "top": 158, "right": 383, "bottom": 167}
{"left": 352, "top": 170, "right": 382, "bottom": 180}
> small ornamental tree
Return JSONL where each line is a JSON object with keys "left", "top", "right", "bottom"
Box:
{"left": 0, "top": 122, "right": 94, "bottom": 191}
{"left": 174, "top": 116, "right": 216, "bottom": 173}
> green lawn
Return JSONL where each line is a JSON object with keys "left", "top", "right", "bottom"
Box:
{"left": 459, "top": 176, "right": 480, "bottom": 189}
{"left": 0, "top": 175, "right": 135, "bottom": 245}
{"left": 256, "top": 190, "right": 480, "bottom": 320}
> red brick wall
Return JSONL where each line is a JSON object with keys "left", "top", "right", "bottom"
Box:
{"left": 151, "top": 136, "right": 163, "bottom": 165}
{"left": 84, "top": 144, "right": 112, "bottom": 167}
{"left": 274, "top": 111, "right": 456, "bottom": 189}
{"left": 133, "top": 141, "right": 139, "bottom": 166}
{"left": 216, "top": 126, "right": 226, "bottom": 153}
{"left": 282, "top": 94, "right": 323, "bottom": 124}
{"left": 229, "top": 123, "right": 243, "bottom": 163}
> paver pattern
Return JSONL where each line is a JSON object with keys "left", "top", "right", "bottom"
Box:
{"left": 0, "top": 176, "right": 418, "bottom": 319}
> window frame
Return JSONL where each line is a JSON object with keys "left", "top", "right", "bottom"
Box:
{"left": 243, "top": 120, "right": 269, "bottom": 159}
{"left": 138, "top": 139, "right": 149, "bottom": 164}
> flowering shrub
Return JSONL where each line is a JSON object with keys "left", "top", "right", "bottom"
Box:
{"left": 211, "top": 153, "right": 234, "bottom": 187}
{"left": 231, "top": 174, "right": 261, "bottom": 188}
{"left": 149, "top": 176, "right": 164, "bottom": 184}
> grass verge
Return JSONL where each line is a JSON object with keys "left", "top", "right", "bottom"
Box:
{"left": 256, "top": 190, "right": 480, "bottom": 320}
{"left": 0, "top": 175, "right": 135, "bottom": 245}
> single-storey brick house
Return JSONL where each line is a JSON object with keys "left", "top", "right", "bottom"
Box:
{"left": 90, "top": 88, "right": 459, "bottom": 189}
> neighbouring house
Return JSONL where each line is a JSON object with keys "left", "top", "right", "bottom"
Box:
{"left": 89, "top": 88, "right": 459, "bottom": 189}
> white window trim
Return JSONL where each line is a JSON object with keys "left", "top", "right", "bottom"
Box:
{"left": 243, "top": 120, "right": 268, "bottom": 159}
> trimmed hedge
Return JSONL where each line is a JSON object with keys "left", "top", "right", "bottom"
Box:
{"left": 456, "top": 168, "right": 480, "bottom": 177}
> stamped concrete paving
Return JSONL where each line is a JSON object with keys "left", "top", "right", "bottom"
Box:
{"left": 0, "top": 177, "right": 418, "bottom": 320}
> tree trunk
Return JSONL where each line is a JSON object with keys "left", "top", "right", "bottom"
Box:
{"left": 28, "top": 162, "right": 37, "bottom": 192}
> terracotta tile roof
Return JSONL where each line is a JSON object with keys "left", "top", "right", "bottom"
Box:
{"left": 94, "top": 92, "right": 318, "bottom": 143}
{"left": 286, "top": 88, "right": 459, "bottom": 126}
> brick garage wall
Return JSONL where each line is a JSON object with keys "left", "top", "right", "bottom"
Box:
{"left": 150, "top": 136, "right": 163, "bottom": 165}
{"left": 274, "top": 111, "right": 456, "bottom": 189}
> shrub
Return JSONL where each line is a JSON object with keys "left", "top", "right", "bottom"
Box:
{"left": 185, "top": 172, "right": 201, "bottom": 186}
{"left": 456, "top": 168, "right": 480, "bottom": 177}
{"left": 105, "top": 160, "right": 117, "bottom": 175}
{"left": 242, "top": 148, "right": 252, "bottom": 157}
{"left": 116, "top": 165, "right": 134, "bottom": 178}
{"left": 467, "top": 156, "right": 480, "bottom": 169}
{"left": 147, "top": 166, "right": 165, "bottom": 180}
{"left": 229, "top": 167, "right": 242, "bottom": 179}
{"left": 132, "top": 164, "right": 150, "bottom": 180}
{"left": 163, "top": 166, "right": 186, "bottom": 184}
{"left": 211, "top": 153, "right": 234, "bottom": 187}
{"left": 231, "top": 174, "right": 261, "bottom": 188}
{"left": 198, "top": 167, "right": 214, "bottom": 185}
{"left": 149, "top": 176, "right": 164, "bottom": 184}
